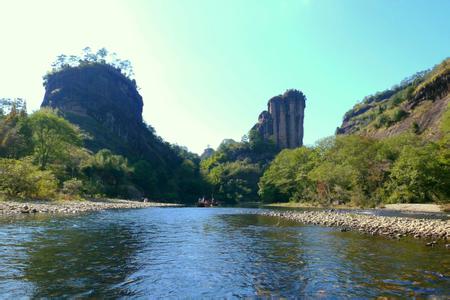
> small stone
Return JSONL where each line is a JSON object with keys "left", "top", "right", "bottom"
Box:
{"left": 20, "top": 204, "right": 31, "bottom": 213}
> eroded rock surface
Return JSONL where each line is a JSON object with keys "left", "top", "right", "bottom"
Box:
{"left": 253, "top": 89, "right": 306, "bottom": 149}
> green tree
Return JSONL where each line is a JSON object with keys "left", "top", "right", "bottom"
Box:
{"left": 96, "top": 47, "right": 108, "bottom": 63}
{"left": 385, "top": 143, "right": 449, "bottom": 203}
{"left": 0, "top": 98, "right": 31, "bottom": 158}
{"left": 206, "top": 160, "right": 261, "bottom": 203}
{"left": 248, "top": 128, "right": 277, "bottom": 154}
{"left": 28, "top": 109, "right": 82, "bottom": 170}
{"left": 259, "top": 147, "right": 316, "bottom": 202}
{"left": 131, "top": 160, "right": 157, "bottom": 196}
{"left": 82, "top": 149, "right": 132, "bottom": 197}
{"left": 307, "top": 136, "right": 380, "bottom": 206}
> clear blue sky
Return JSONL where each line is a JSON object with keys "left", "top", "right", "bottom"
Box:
{"left": 1, "top": 0, "right": 449, "bottom": 153}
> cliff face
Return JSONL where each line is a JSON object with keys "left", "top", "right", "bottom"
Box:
{"left": 253, "top": 89, "right": 306, "bottom": 149}
{"left": 41, "top": 63, "right": 175, "bottom": 164}
{"left": 337, "top": 58, "right": 450, "bottom": 139}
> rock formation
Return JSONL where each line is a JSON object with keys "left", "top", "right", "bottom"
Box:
{"left": 41, "top": 63, "right": 177, "bottom": 165}
{"left": 252, "top": 89, "right": 306, "bottom": 149}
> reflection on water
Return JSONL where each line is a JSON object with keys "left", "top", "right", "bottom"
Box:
{"left": 23, "top": 224, "right": 140, "bottom": 297}
{"left": 0, "top": 207, "right": 448, "bottom": 298}
{"left": 0, "top": 214, "right": 142, "bottom": 298}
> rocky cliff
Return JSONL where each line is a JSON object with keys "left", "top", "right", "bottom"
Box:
{"left": 41, "top": 63, "right": 177, "bottom": 165}
{"left": 252, "top": 89, "right": 306, "bottom": 149}
{"left": 337, "top": 58, "right": 449, "bottom": 139}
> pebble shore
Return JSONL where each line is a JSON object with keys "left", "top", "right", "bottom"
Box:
{"left": 0, "top": 199, "right": 179, "bottom": 215}
{"left": 261, "top": 210, "right": 450, "bottom": 242}
{"left": 1, "top": 201, "right": 449, "bottom": 244}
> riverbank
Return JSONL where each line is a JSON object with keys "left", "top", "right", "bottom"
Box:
{"left": 384, "top": 203, "right": 449, "bottom": 213}
{"left": 0, "top": 199, "right": 180, "bottom": 215}
{"left": 265, "top": 202, "right": 449, "bottom": 213}
{"left": 261, "top": 210, "right": 450, "bottom": 242}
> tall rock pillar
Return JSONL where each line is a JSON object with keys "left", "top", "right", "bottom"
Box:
{"left": 252, "top": 89, "right": 306, "bottom": 149}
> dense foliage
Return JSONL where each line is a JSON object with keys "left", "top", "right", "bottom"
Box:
{"left": 259, "top": 134, "right": 450, "bottom": 206}
{"left": 0, "top": 158, "right": 57, "bottom": 199}
{"left": 200, "top": 131, "right": 277, "bottom": 204}
{"left": 0, "top": 98, "right": 208, "bottom": 202}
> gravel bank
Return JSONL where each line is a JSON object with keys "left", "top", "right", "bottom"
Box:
{"left": 384, "top": 203, "right": 445, "bottom": 213}
{"left": 0, "top": 199, "right": 180, "bottom": 215}
{"left": 261, "top": 210, "right": 450, "bottom": 241}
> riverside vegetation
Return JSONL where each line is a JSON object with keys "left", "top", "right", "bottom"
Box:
{"left": 0, "top": 103, "right": 207, "bottom": 203}
{"left": 0, "top": 49, "right": 449, "bottom": 210}
{"left": 258, "top": 132, "right": 450, "bottom": 207}
{"left": 0, "top": 48, "right": 209, "bottom": 204}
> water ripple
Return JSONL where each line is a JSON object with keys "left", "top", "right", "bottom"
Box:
{"left": 0, "top": 207, "right": 448, "bottom": 298}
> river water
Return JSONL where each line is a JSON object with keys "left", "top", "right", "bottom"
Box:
{"left": 0, "top": 207, "right": 448, "bottom": 298}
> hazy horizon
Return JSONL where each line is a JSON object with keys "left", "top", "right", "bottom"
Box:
{"left": 1, "top": 0, "right": 449, "bottom": 154}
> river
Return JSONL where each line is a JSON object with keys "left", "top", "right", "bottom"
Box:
{"left": 0, "top": 207, "right": 448, "bottom": 298}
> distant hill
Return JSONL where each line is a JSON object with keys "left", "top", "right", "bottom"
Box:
{"left": 337, "top": 58, "right": 449, "bottom": 139}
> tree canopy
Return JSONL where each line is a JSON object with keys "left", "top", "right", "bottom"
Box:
{"left": 46, "top": 47, "right": 135, "bottom": 82}
{"left": 28, "top": 109, "right": 83, "bottom": 170}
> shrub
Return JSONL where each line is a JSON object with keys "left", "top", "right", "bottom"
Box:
{"left": 391, "top": 108, "right": 408, "bottom": 123}
{"left": 374, "top": 114, "right": 389, "bottom": 128}
{"left": 62, "top": 178, "right": 83, "bottom": 196}
{"left": 0, "top": 158, "right": 57, "bottom": 199}
{"left": 412, "top": 122, "right": 420, "bottom": 134}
